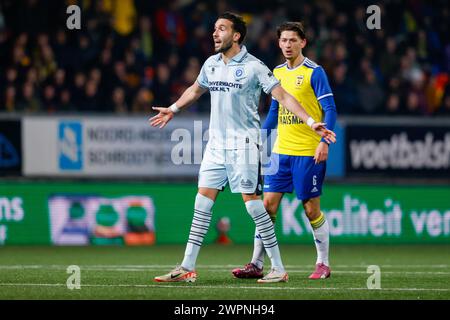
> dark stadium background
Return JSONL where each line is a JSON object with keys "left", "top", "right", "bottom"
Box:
{"left": 0, "top": 0, "right": 449, "bottom": 301}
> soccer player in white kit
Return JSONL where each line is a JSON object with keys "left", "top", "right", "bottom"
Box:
{"left": 150, "top": 12, "right": 336, "bottom": 283}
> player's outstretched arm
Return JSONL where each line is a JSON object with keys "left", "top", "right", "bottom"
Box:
{"left": 149, "top": 81, "right": 207, "bottom": 129}
{"left": 270, "top": 86, "right": 336, "bottom": 144}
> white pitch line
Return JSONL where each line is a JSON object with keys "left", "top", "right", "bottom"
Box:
{"left": 0, "top": 283, "right": 449, "bottom": 292}
{"left": 1, "top": 266, "right": 449, "bottom": 275}
{"left": 0, "top": 264, "right": 448, "bottom": 269}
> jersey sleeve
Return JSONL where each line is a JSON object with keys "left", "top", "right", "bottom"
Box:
{"left": 255, "top": 61, "right": 280, "bottom": 94}
{"left": 196, "top": 61, "right": 209, "bottom": 89}
{"left": 310, "top": 66, "right": 333, "bottom": 101}
{"left": 311, "top": 66, "right": 338, "bottom": 144}
{"left": 263, "top": 98, "right": 279, "bottom": 131}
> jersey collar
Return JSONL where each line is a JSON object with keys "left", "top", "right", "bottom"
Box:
{"left": 286, "top": 56, "right": 307, "bottom": 71}
{"left": 231, "top": 45, "right": 248, "bottom": 63}
{"left": 215, "top": 45, "right": 248, "bottom": 63}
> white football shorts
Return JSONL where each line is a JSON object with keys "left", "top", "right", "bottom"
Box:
{"left": 198, "top": 143, "right": 262, "bottom": 194}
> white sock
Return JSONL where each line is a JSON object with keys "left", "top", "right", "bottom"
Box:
{"left": 181, "top": 193, "right": 214, "bottom": 271}
{"left": 251, "top": 230, "right": 265, "bottom": 269}
{"left": 310, "top": 212, "right": 330, "bottom": 266}
{"left": 245, "top": 200, "right": 284, "bottom": 272}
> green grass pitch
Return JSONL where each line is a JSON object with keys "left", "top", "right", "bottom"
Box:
{"left": 0, "top": 245, "right": 449, "bottom": 300}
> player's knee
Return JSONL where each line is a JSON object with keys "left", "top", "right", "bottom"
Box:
{"left": 263, "top": 198, "right": 278, "bottom": 216}
{"left": 304, "top": 207, "right": 320, "bottom": 221}
{"left": 198, "top": 188, "right": 218, "bottom": 202}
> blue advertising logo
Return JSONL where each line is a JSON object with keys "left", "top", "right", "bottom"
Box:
{"left": 0, "top": 133, "right": 19, "bottom": 168}
{"left": 59, "top": 122, "right": 83, "bottom": 170}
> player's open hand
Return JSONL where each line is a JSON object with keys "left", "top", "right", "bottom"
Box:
{"left": 148, "top": 107, "right": 174, "bottom": 129}
{"left": 311, "top": 122, "right": 336, "bottom": 144}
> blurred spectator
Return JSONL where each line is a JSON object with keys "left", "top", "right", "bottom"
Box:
{"left": 111, "top": 87, "right": 129, "bottom": 113}
{"left": 53, "top": 29, "right": 73, "bottom": 70}
{"left": 153, "top": 63, "right": 172, "bottom": 106}
{"left": 42, "top": 84, "right": 57, "bottom": 112}
{"left": 112, "top": 61, "right": 128, "bottom": 90}
{"left": 35, "top": 44, "right": 57, "bottom": 82}
{"left": 4, "top": 86, "right": 17, "bottom": 112}
{"left": 58, "top": 89, "right": 76, "bottom": 112}
{"left": 82, "top": 80, "right": 100, "bottom": 112}
{"left": 5, "top": 68, "right": 19, "bottom": 88}
{"left": 405, "top": 91, "right": 424, "bottom": 115}
{"left": 53, "top": 69, "right": 66, "bottom": 94}
{"left": 379, "top": 37, "right": 400, "bottom": 78}
{"left": 112, "top": 0, "right": 137, "bottom": 36}
{"left": 72, "top": 72, "right": 87, "bottom": 106}
{"left": 331, "top": 63, "right": 356, "bottom": 114}
{"left": 11, "top": 43, "right": 31, "bottom": 74}
{"left": 357, "top": 71, "right": 385, "bottom": 114}
{"left": 132, "top": 88, "right": 153, "bottom": 113}
{"left": 385, "top": 93, "right": 402, "bottom": 115}
{"left": 77, "top": 33, "right": 97, "bottom": 69}
{"left": 155, "top": 1, "right": 187, "bottom": 56}
{"left": 17, "top": 82, "right": 41, "bottom": 112}
{"left": 138, "top": 16, "right": 154, "bottom": 63}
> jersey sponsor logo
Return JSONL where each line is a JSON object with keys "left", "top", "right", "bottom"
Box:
{"left": 208, "top": 80, "right": 243, "bottom": 92}
{"left": 235, "top": 67, "right": 244, "bottom": 79}
{"left": 295, "top": 75, "right": 304, "bottom": 87}
{"left": 279, "top": 115, "right": 303, "bottom": 125}
{"left": 278, "top": 108, "right": 304, "bottom": 125}
{"left": 208, "top": 66, "right": 217, "bottom": 74}
{"left": 278, "top": 107, "right": 303, "bottom": 125}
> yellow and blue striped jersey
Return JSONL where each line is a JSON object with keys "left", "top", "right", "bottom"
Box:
{"left": 271, "top": 57, "right": 334, "bottom": 156}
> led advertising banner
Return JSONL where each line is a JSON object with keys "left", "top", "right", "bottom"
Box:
{"left": 346, "top": 124, "right": 450, "bottom": 177}
{"left": 49, "top": 195, "right": 155, "bottom": 246}
{"left": 22, "top": 116, "right": 345, "bottom": 178}
{"left": 0, "top": 182, "right": 448, "bottom": 245}
{"left": 22, "top": 116, "right": 206, "bottom": 177}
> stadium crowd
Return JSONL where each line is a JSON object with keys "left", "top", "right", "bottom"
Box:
{"left": 0, "top": 0, "right": 449, "bottom": 115}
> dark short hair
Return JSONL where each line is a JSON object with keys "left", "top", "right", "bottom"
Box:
{"left": 218, "top": 12, "right": 247, "bottom": 44}
{"left": 277, "top": 22, "right": 306, "bottom": 40}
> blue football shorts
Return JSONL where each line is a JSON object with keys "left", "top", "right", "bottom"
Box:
{"left": 263, "top": 152, "right": 326, "bottom": 200}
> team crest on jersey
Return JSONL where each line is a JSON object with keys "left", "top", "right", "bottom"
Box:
{"left": 235, "top": 67, "right": 245, "bottom": 79}
{"left": 295, "top": 75, "right": 304, "bottom": 87}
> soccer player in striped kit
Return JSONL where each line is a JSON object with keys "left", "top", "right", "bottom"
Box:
{"left": 150, "top": 14, "right": 336, "bottom": 283}
{"left": 232, "top": 22, "right": 337, "bottom": 280}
